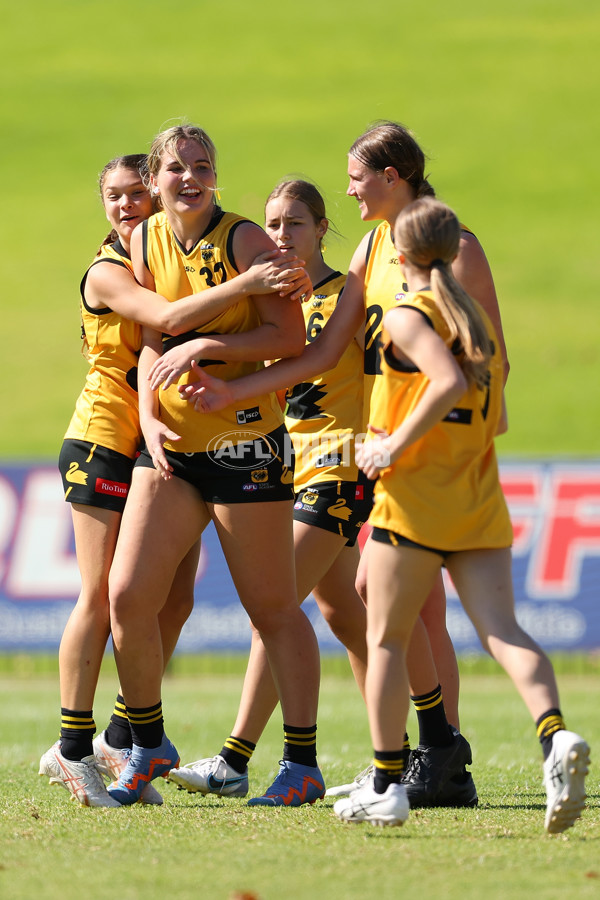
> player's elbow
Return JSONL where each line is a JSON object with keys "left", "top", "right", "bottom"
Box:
{"left": 160, "top": 311, "right": 187, "bottom": 337}
{"left": 272, "top": 328, "right": 306, "bottom": 359}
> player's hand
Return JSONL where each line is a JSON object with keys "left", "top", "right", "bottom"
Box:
{"left": 247, "top": 250, "right": 311, "bottom": 301}
{"left": 142, "top": 419, "right": 181, "bottom": 481}
{"left": 178, "top": 360, "right": 235, "bottom": 413}
{"left": 355, "top": 425, "right": 392, "bottom": 479}
{"left": 148, "top": 342, "right": 205, "bottom": 391}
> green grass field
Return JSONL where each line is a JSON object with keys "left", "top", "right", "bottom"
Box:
{"left": 1, "top": 657, "right": 599, "bottom": 900}
{"left": 1, "top": 0, "right": 599, "bottom": 458}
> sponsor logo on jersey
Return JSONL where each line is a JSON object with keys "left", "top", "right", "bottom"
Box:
{"left": 315, "top": 454, "right": 342, "bottom": 468}
{"left": 394, "top": 291, "right": 407, "bottom": 301}
{"left": 95, "top": 478, "right": 129, "bottom": 497}
{"left": 236, "top": 407, "right": 262, "bottom": 425}
{"left": 184, "top": 265, "right": 196, "bottom": 273}
{"left": 355, "top": 484, "right": 364, "bottom": 500}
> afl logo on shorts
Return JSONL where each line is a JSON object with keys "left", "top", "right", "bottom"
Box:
{"left": 207, "top": 430, "right": 279, "bottom": 470}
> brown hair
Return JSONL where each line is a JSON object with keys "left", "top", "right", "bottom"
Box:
{"left": 394, "top": 197, "right": 492, "bottom": 388}
{"left": 265, "top": 179, "right": 338, "bottom": 250}
{"left": 349, "top": 121, "right": 435, "bottom": 199}
{"left": 97, "top": 154, "right": 149, "bottom": 250}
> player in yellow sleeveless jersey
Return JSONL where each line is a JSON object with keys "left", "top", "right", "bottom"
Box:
{"left": 164, "top": 180, "right": 372, "bottom": 799}
{"left": 334, "top": 198, "right": 589, "bottom": 832}
{"left": 105, "top": 126, "right": 324, "bottom": 807}
{"left": 181, "top": 122, "right": 507, "bottom": 806}
{"left": 40, "top": 154, "right": 309, "bottom": 809}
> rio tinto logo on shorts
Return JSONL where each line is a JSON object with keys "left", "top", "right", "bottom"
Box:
{"left": 207, "top": 430, "right": 284, "bottom": 470}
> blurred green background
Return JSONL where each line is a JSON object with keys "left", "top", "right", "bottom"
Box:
{"left": 1, "top": 0, "right": 598, "bottom": 458}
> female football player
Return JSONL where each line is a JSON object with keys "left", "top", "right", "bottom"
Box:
{"left": 333, "top": 197, "right": 589, "bottom": 834}
{"left": 105, "top": 126, "right": 324, "bottom": 807}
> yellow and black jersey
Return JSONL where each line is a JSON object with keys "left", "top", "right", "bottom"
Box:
{"left": 284, "top": 272, "right": 363, "bottom": 489}
{"left": 363, "top": 221, "right": 409, "bottom": 429}
{"left": 369, "top": 289, "right": 512, "bottom": 551}
{"left": 64, "top": 239, "right": 142, "bottom": 459}
{"left": 142, "top": 208, "right": 283, "bottom": 453}
{"left": 362, "top": 220, "right": 475, "bottom": 429}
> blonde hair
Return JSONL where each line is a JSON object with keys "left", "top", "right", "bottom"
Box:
{"left": 146, "top": 125, "right": 218, "bottom": 206}
{"left": 394, "top": 198, "right": 492, "bottom": 388}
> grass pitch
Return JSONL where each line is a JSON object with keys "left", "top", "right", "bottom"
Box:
{"left": 1, "top": 657, "right": 598, "bottom": 900}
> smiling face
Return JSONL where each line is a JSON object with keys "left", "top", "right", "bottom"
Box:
{"left": 264, "top": 196, "right": 326, "bottom": 265}
{"left": 346, "top": 154, "right": 393, "bottom": 222}
{"left": 101, "top": 167, "right": 153, "bottom": 243}
{"left": 152, "top": 138, "right": 217, "bottom": 219}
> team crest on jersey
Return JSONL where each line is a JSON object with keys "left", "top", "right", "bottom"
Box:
{"left": 251, "top": 469, "right": 268, "bottom": 483}
{"left": 301, "top": 491, "right": 319, "bottom": 505}
{"left": 311, "top": 298, "right": 325, "bottom": 309}
{"left": 201, "top": 245, "right": 214, "bottom": 262}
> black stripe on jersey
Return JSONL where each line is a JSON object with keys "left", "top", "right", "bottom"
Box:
{"left": 383, "top": 343, "right": 420, "bottom": 374}
{"left": 382, "top": 307, "right": 435, "bottom": 372}
{"left": 226, "top": 219, "right": 260, "bottom": 274}
{"left": 142, "top": 219, "right": 150, "bottom": 272}
{"left": 80, "top": 258, "right": 130, "bottom": 314}
{"left": 312, "top": 271, "right": 343, "bottom": 292}
{"left": 111, "top": 238, "right": 130, "bottom": 258}
{"left": 365, "top": 229, "right": 376, "bottom": 265}
{"left": 162, "top": 329, "right": 225, "bottom": 366}
{"left": 171, "top": 208, "right": 227, "bottom": 257}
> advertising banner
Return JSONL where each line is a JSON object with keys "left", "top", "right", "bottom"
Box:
{"left": 1, "top": 462, "right": 599, "bottom": 653}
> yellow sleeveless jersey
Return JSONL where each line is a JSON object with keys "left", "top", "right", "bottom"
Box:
{"left": 142, "top": 209, "right": 283, "bottom": 453}
{"left": 369, "top": 290, "right": 513, "bottom": 551}
{"left": 284, "top": 272, "right": 363, "bottom": 489}
{"left": 363, "top": 221, "right": 409, "bottom": 430}
{"left": 64, "top": 240, "right": 142, "bottom": 458}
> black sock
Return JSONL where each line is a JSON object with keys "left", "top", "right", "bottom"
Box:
{"left": 104, "top": 694, "right": 132, "bottom": 750}
{"left": 373, "top": 750, "right": 405, "bottom": 794}
{"left": 536, "top": 708, "right": 565, "bottom": 760}
{"left": 220, "top": 735, "right": 256, "bottom": 774}
{"left": 126, "top": 701, "right": 164, "bottom": 749}
{"left": 282, "top": 723, "right": 317, "bottom": 768}
{"left": 60, "top": 708, "right": 95, "bottom": 761}
{"left": 411, "top": 685, "right": 453, "bottom": 748}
